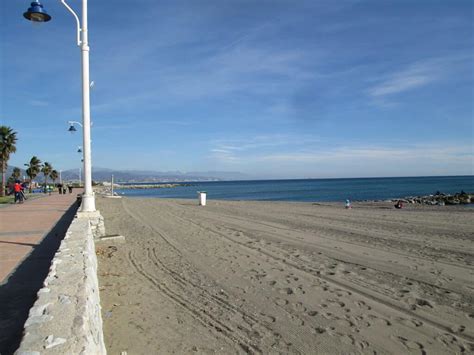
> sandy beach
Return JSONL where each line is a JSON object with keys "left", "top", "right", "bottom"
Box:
{"left": 96, "top": 197, "right": 474, "bottom": 354}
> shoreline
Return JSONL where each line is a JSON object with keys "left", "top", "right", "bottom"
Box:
{"left": 96, "top": 186, "right": 474, "bottom": 208}
{"left": 96, "top": 197, "right": 474, "bottom": 354}
{"left": 95, "top": 180, "right": 474, "bottom": 205}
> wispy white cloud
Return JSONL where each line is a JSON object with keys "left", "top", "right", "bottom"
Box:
{"left": 156, "top": 43, "right": 315, "bottom": 102}
{"left": 209, "top": 137, "right": 473, "bottom": 177}
{"left": 367, "top": 54, "right": 473, "bottom": 100}
{"left": 368, "top": 60, "right": 439, "bottom": 97}
{"left": 29, "top": 100, "right": 49, "bottom": 107}
{"left": 254, "top": 144, "right": 473, "bottom": 163}
{"left": 211, "top": 134, "right": 321, "bottom": 157}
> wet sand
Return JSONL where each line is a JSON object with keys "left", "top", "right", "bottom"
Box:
{"left": 96, "top": 197, "right": 474, "bottom": 354}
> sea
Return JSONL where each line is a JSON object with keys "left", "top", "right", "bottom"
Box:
{"left": 117, "top": 175, "right": 474, "bottom": 203}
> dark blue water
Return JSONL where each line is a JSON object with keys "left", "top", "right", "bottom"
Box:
{"left": 118, "top": 176, "right": 474, "bottom": 202}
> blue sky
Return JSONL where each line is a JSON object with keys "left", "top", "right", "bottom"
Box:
{"left": 1, "top": 0, "right": 473, "bottom": 179}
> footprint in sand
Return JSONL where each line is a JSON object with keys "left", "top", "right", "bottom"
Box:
{"left": 326, "top": 299, "right": 345, "bottom": 308}
{"left": 279, "top": 287, "right": 294, "bottom": 295}
{"left": 396, "top": 317, "right": 423, "bottom": 327}
{"left": 341, "top": 334, "right": 369, "bottom": 350}
{"left": 341, "top": 334, "right": 356, "bottom": 345}
{"left": 392, "top": 336, "right": 425, "bottom": 354}
{"left": 334, "top": 289, "right": 352, "bottom": 297}
{"left": 292, "top": 302, "right": 307, "bottom": 312}
{"left": 274, "top": 298, "right": 289, "bottom": 306}
{"left": 296, "top": 285, "right": 306, "bottom": 295}
{"left": 398, "top": 289, "right": 410, "bottom": 297}
{"left": 311, "top": 326, "right": 326, "bottom": 334}
{"left": 321, "top": 312, "right": 334, "bottom": 320}
{"left": 450, "top": 324, "right": 466, "bottom": 333}
{"left": 291, "top": 316, "right": 305, "bottom": 326}
{"left": 355, "top": 300, "right": 371, "bottom": 310}
{"left": 406, "top": 297, "right": 434, "bottom": 309}
{"left": 352, "top": 315, "right": 371, "bottom": 328}
{"left": 260, "top": 313, "right": 276, "bottom": 323}
{"left": 436, "top": 333, "right": 470, "bottom": 353}
{"left": 335, "top": 318, "right": 355, "bottom": 328}
{"left": 366, "top": 314, "right": 392, "bottom": 326}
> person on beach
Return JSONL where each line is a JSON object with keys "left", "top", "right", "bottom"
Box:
{"left": 395, "top": 200, "right": 403, "bottom": 209}
{"left": 345, "top": 199, "right": 352, "bottom": 209}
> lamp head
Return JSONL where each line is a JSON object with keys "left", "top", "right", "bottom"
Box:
{"left": 68, "top": 125, "right": 77, "bottom": 132}
{"left": 23, "top": 1, "right": 51, "bottom": 23}
{"left": 77, "top": 147, "right": 82, "bottom": 153}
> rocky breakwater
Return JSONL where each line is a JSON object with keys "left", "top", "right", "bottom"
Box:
{"left": 114, "top": 183, "right": 191, "bottom": 189}
{"left": 400, "top": 191, "right": 473, "bottom": 206}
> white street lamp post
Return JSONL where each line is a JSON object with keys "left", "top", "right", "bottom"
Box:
{"left": 24, "top": 0, "right": 96, "bottom": 212}
{"left": 79, "top": 0, "right": 94, "bottom": 211}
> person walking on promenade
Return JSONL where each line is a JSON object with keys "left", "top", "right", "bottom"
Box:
{"left": 13, "top": 180, "right": 23, "bottom": 203}
{"left": 68, "top": 184, "right": 73, "bottom": 194}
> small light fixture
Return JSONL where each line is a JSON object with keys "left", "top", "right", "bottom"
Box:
{"left": 68, "top": 125, "right": 77, "bottom": 132}
{"left": 23, "top": 1, "right": 51, "bottom": 22}
{"left": 77, "top": 147, "right": 82, "bottom": 153}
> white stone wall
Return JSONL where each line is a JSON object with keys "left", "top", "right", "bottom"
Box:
{"left": 15, "top": 217, "right": 106, "bottom": 354}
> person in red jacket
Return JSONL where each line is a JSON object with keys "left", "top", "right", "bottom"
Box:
{"left": 14, "top": 181, "right": 23, "bottom": 203}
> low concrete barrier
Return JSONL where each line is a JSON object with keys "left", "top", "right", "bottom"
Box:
{"left": 15, "top": 215, "right": 106, "bottom": 354}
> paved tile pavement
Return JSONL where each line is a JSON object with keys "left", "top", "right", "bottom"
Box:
{"left": 0, "top": 190, "right": 81, "bottom": 283}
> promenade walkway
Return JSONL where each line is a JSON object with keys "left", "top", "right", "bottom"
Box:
{"left": 0, "top": 190, "right": 81, "bottom": 354}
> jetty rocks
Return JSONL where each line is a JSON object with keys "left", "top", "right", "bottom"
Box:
{"left": 99, "top": 183, "right": 192, "bottom": 190}
{"left": 399, "top": 191, "right": 473, "bottom": 205}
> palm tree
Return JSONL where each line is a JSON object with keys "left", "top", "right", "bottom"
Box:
{"left": 0, "top": 126, "right": 18, "bottom": 197}
{"left": 7, "top": 167, "right": 21, "bottom": 190}
{"left": 12, "top": 167, "right": 21, "bottom": 180}
{"left": 50, "top": 170, "right": 59, "bottom": 185}
{"left": 25, "top": 156, "right": 42, "bottom": 192}
{"left": 41, "top": 162, "right": 53, "bottom": 191}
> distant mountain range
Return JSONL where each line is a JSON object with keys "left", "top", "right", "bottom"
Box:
{"left": 5, "top": 166, "right": 248, "bottom": 183}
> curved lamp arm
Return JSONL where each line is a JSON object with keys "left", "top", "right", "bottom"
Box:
{"left": 60, "top": 0, "right": 81, "bottom": 46}
{"left": 68, "top": 120, "right": 83, "bottom": 127}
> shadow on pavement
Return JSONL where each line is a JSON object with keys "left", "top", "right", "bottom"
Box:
{"left": 0, "top": 201, "right": 79, "bottom": 355}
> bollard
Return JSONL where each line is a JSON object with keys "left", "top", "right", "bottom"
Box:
{"left": 198, "top": 191, "right": 207, "bottom": 206}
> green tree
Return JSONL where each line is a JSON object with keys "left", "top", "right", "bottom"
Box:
{"left": 25, "top": 156, "right": 42, "bottom": 192}
{"left": 41, "top": 162, "right": 53, "bottom": 190}
{"left": 0, "top": 126, "right": 18, "bottom": 197}
{"left": 50, "top": 170, "right": 59, "bottom": 185}
{"left": 12, "top": 167, "right": 21, "bottom": 180}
